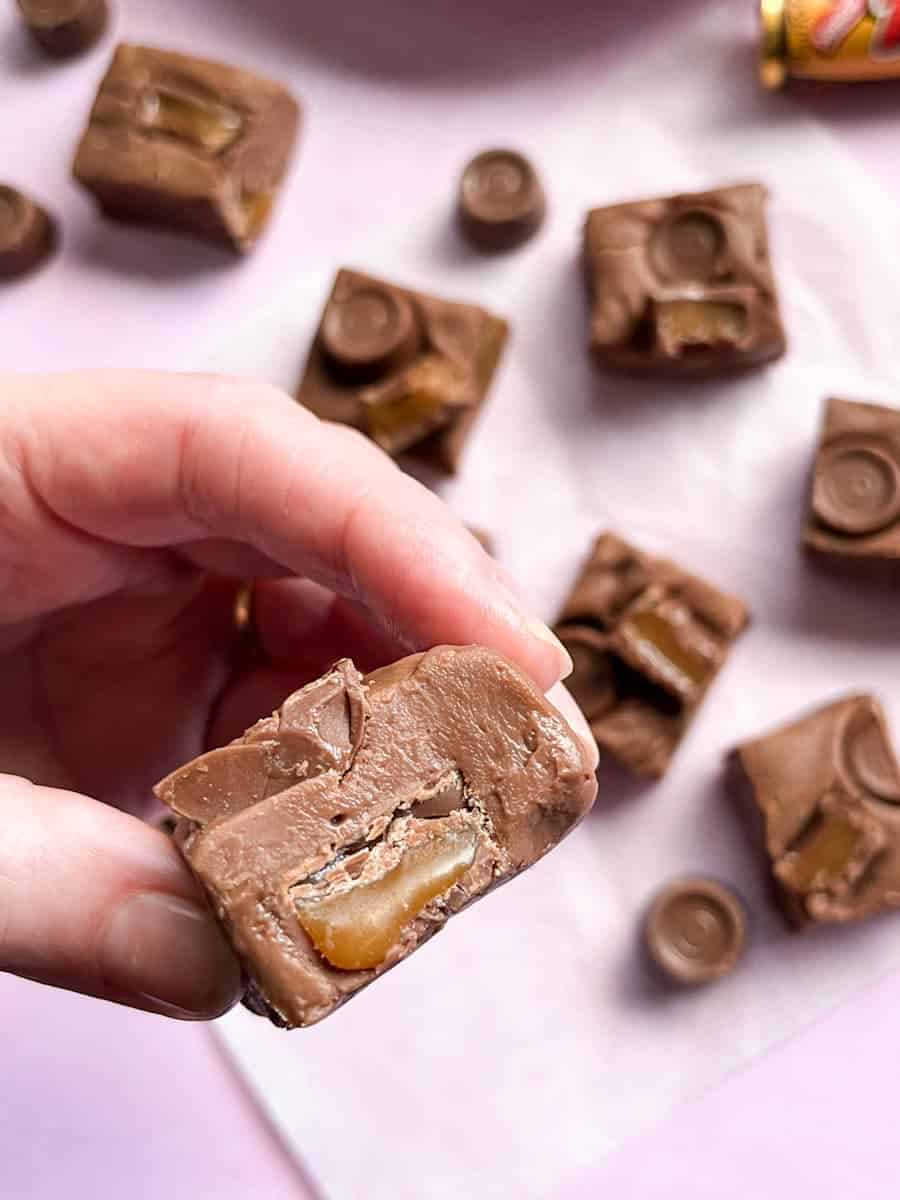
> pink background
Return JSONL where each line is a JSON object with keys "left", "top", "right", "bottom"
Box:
{"left": 2, "top": 2, "right": 898, "bottom": 1197}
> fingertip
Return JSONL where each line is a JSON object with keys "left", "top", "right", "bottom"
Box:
{"left": 546, "top": 681, "right": 600, "bottom": 775}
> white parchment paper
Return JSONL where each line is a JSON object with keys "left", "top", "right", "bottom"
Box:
{"left": 201, "top": 9, "right": 900, "bottom": 1197}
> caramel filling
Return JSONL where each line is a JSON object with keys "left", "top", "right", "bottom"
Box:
{"left": 139, "top": 87, "right": 243, "bottom": 154}
{"left": 656, "top": 300, "right": 747, "bottom": 354}
{"left": 296, "top": 827, "right": 478, "bottom": 970}
{"left": 780, "top": 813, "right": 862, "bottom": 892}
{"left": 620, "top": 609, "right": 713, "bottom": 697}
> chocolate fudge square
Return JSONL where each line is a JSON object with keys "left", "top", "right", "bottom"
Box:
{"left": 583, "top": 182, "right": 786, "bottom": 375}
{"left": 555, "top": 533, "right": 749, "bottom": 777}
{"left": 803, "top": 397, "right": 900, "bottom": 568}
{"left": 73, "top": 44, "right": 300, "bottom": 253}
{"left": 296, "top": 268, "right": 509, "bottom": 475}
{"left": 156, "top": 646, "right": 594, "bottom": 1028}
{"left": 729, "top": 695, "right": 900, "bottom": 928}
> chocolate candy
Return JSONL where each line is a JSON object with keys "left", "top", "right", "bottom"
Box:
{"left": 644, "top": 877, "right": 747, "bottom": 985}
{"left": 457, "top": 149, "right": 545, "bottom": 252}
{"left": 729, "top": 695, "right": 900, "bottom": 927}
{"left": 803, "top": 397, "right": 900, "bottom": 568}
{"left": 555, "top": 532, "right": 749, "bottom": 777}
{"left": 17, "top": 0, "right": 107, "bottom": 58}
{"left": 583, "top": 183, "right": 787, "bottom": 375}
{"left": 72, "top": 44, "right": 300, "bottom": 254}
{"left": 297, "top": 269, "right": 509, "bottom": 474}
{"left": 155, "top": 646, "right": 595, "bottom": 1028}
{"left": 0, "top": 186, "right": 55, "bottom": 280}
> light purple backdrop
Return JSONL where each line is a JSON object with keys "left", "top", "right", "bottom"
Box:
{"left": 2, "top": 2, "right": 898, "bottom": 1197}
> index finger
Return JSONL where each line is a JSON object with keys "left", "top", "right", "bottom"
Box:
{"left": 12, "top": 370, "right": 572, "bottom": 692}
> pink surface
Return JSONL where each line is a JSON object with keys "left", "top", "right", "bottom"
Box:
{"left": 2, "top": 2, "right": 899, "bottom": 1198}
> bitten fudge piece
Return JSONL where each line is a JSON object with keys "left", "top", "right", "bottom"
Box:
{"left": 803, "top": 397, "right": 900, "bottom": 568}
{"left": 583, "top": 182, "right": 786, "bottom": 375}
{"left": 554, "top": 532, "right": 749, "bottom": 777}
{"left": 296, "top": 268, "right": 509, "bottom": 474}
{"left": 729, "top": 695, "right": 900, "bottom": 928}
{"left": 156, "top": 646, "right": 595, "bottom": 1028}
{"left": 73, "top": 44, "right": 299, "bottom": 253}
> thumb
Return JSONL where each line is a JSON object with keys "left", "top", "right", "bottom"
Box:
{"left": 0, "top": 774, "right": 242, "bottom": 1019}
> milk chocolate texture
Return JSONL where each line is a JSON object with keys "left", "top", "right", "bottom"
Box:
{"left": 17, "top": 0, "right": 108, "bottom": 58}
{"left": 555, "top": 532, "right": 749, "bottom": 778}
{"left": 0, "top": 186, "right": 56, "bottom": 280}
{"left": 804, "top": 397, "right": 900, "bottom": 568}
{"left": 457, "top": 148, "right": 546, "bottom": 252}
{"left": 730, "top": 694, "right": 900, "bottom": 928}
{"left": 296, "top": 268, "right": 509, "bottom": 475}
{"left": 73, "top": 44, "right": 299, "bottom": 253}
{"left": 156, "top": 646, "right": 595, "bottom": 1028}
{"left": 583, "top": 182, "right": 786, "bottom": 375}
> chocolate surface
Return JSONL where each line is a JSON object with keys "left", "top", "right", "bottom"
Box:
{"left": 457, "top": 149, "right": 545, "bottom": 252}
{"left": 17, "top": 0, "right": 107, "bottom": 57}
{"left": 297, "top": 269, "right": 508, "bottom": 474}
{"left": 583, "top": 182, "right": 786, "bottom": 375}
{"left": 730, "top": 695, "right": 900, "bottom": 927}
{"left": 803, "top": 397, "right": 900, "bottom": 568}
{"left": 555, "top": 532, "right": 748, "bottom": 777}
{"left": 0, "top": 185, "right": 56, "bottom": 280}
{"left": 644, "top": 877, "right": 746, "bottom": 985}
{"left": 156, "top": 646, "right": 595, "bottom": 1028}
{"left": 73, "top": 44, "right": 299, "bottom": 254}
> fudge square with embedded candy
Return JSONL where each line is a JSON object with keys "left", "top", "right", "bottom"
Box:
{"left": 729, "top": 696, "right": 900, "bottom": 928}
{"left": 582, "top": 182, "right": 786, "bottom": 375}
{"left": 296, "top": 268, "right": 509, "bottom": 475}
{"left": 803, "top": 397, "right": 900, "bottom": 567}
{"left": 73, "top": 44, "right": 300, "bottom": 253}
{"left": 554, "top": 533, "right": 749, "bottom": 778}
{"left": 156, "top": 646, "right": 594, "bottom": 1029}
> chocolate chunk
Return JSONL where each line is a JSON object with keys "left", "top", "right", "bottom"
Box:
{"left": 297, "top": 269, "right": 509, "bottom": 474}
{"left": 643, "top": 877, "right": 746, "bottom": 985}
{"left": 0, "top": 185, "right": 56, "bottom": 280}
{"left": 729, "top": 694, "right": 900, "bottom": 928}
{"left": 457, "top": 149, "right": 545, "bottom": 252}
{"left": 583, "top": 183, "right": 786, "bottom": 375}
{"left": 555, "top": 532, "right": 748, "bottom": 777}
{"left": 803, "top": 397, "right": 900, "bottom": 569}
{"left": 72, "top": 44, "right": 300, "bottom": 254}
{"left": 155, "top": 646, "right": 595, "bottom": 1028}
{"left": 17, "top": 0, "right": 107, "bottom": 58}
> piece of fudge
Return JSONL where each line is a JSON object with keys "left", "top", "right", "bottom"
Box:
{"left": 73, "top": 44, "right": 299, "bottom": 253}
{"left": 555, "top": 532, "right": 749, "bottom": 777}
{"left": 296, "top": 268, "right": 508, "bottom": 474}
{"left": 156, "top": 646, "right": 595, "bottom": 1028}
{"left": 583, "top": 182, "right": 786, "bottom": 375}
{"left": 803, "top": 397, "right": 900, "bottom": 570}
{"left": 729, "top": 694, "right": 900, "bottom": 928}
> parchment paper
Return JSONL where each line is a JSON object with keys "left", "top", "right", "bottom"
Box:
{"left": 201, "top": 9, "right": 900, "bottom": 1197}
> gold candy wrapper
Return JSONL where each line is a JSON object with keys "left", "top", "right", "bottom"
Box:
{"left": 761, "top": 0, "right": 900, "bottom": 86}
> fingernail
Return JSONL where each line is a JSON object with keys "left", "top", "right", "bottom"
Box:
{"left": 525, "top": 616, "right": 574, "bottom": 682}
{"left": 546, "top": 682, "right": 600, "bottom": 774}
{"left": 100, "top": 892, "right": 242, "bottom": 1020}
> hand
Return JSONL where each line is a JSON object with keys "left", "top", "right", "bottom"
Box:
{"left": 0, "top": 370, "right": 595, "bottom": 1020}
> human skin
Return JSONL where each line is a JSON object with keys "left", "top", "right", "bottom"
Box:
{"left": 0, "top": 371, "right": 596, "bottom": 1020}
